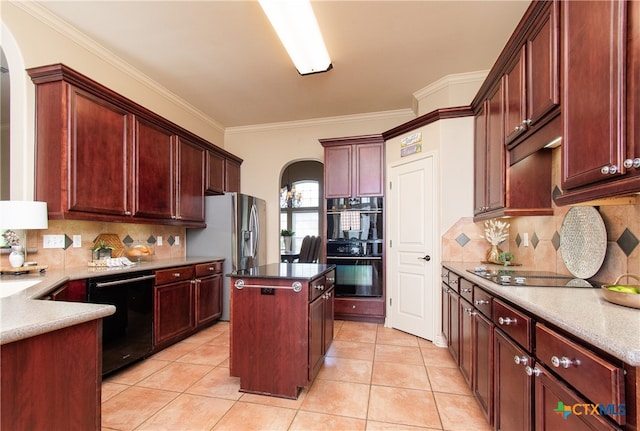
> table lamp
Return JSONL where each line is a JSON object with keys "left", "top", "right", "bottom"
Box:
{"left": 0, "top": 200, "right": 49, "bottom": 268}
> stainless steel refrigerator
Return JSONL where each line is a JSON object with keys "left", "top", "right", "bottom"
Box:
{"left": 186, "top": 193, "right": 266, "bottom": 320}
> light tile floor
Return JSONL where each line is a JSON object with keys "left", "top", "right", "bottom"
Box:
{"left": 102, "top": 320, "right": 492, "bottom": 431}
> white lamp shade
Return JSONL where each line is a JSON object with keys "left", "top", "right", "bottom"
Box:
{"left": 0, "top": 201, "right": 49, "bottom": 229}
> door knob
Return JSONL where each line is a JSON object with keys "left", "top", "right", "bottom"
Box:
{"left": 419, "top": 255, "right": 431, "bottom": 261}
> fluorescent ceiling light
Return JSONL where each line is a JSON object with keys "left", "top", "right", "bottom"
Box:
{"left": 259, "top": 0, "right": 332, "bottom": 75}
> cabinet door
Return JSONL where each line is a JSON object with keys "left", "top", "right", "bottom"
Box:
{"left": 309, "top": 294, "right": 325, "bottom": 380}
{"left": 355, "top": 143, "right": 384, "bottom": 197}
{"left": 535, "top": 364, "right": 620, "bottom": 431}
{"left": 324, "top": 145, "right": 352, "bottom": 198}
{"left": 473, "top": 311, "right": 493, "bottom": 424}
{"left": 323, "top": 287, "right": 334, "bottom": 355}
{"left": 195, "top": 274, "right": 222, "bottom": 327}
{"left": 504, "top": 47, "right": 527, "bottom": 144}
{"left": 206, "top": 151, "right": 225, "bottom": 195}
{"left": 448, "top": 291, "right": 460, "bottom": 364}
{"left": 225, "top": 158, "right": 241, "bottom": 193}
{"left": 562, "top": 0, "right": 627, "bottom": 189}
{"left": 494, "top": 329, "right": 533, "bottom": 431}
{"left": 176, "top": 138, "right": 205, "bottom": 222}
{"left": 473, "top": 104, "right": 488, "bottom": 215}
{"left": 459, "top": 298, "right": 473, "bottom": 386}
{"left": 69, "top": 88, "right": 131, "bottom": 215}
{"left": 527, "top": 1, "right": 560, "bottom": 125}
{"left": 486, "top": 80, "right": 506, "bottom": 212}
{"left": 441, "top": 283, "right": 451, "bottom": 346}
{"left": 154, "top": 280, "right": 194, "bottom": 348}
{"left": 134, "top": 117, "right": 174, "bottom": 219}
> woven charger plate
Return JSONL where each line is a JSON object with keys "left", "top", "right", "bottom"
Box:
{"left": 560, "top": 207, "right": 607, "bottom": 279}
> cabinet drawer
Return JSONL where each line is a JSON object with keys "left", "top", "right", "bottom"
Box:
{"left": 441, "top": 269, "right": 459, "bottom": 293}
{"left": 195, "top": 261, "right": 222, "bottom": 277}
{"left": 334, "top": 298, "right": 384, "bottom": 317}
{"left": 155, "top": 266, "right": 194, "bottom": 285}
{"left": 310, "top": 276, "right": 327, "bottom": 301}
{"left": 473, "top": 287, "right": 492, "bottom": 318}
{"left": 459, "top": 278, "right": 473, "bottom": 303}
{"left": 493, "top": 299, "right": 532, "bottom": 350}
{"left": 535, "top": 324, "right": 625, "bottom": 424}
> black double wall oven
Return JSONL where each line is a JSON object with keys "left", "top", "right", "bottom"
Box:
{"left": 326, "top": 198, "right": 383, "bottom": 298}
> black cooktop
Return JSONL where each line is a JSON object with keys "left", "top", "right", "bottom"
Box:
{"left": 466, "top": 268, "right": 603, "bottom": 288}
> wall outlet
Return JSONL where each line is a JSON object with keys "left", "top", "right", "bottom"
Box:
{"left": 43, "top": 234, "right": 65, "bottom": 249}
{"left": 175, "top": 236, "right": 180, "bottom": 245}
{"left": 73, "top": 235, "right": 82, "bottom": 248}
{"left": 523, "top": 233, "right": 529, "bottom": 247}
{"left": 157, "top": 236, "right": 163, "bottom": 246}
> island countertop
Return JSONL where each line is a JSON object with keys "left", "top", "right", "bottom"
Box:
{"left": 228, "top": 263, "right": 336, "bottom": 280}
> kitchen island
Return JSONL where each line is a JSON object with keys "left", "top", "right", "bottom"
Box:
{"left": 229, "top": 263, "right": 335, "bottom": 399}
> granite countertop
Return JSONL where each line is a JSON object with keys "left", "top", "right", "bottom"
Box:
{"left": 0, "top": 256, "right": 224, "bottom": 345}
{"left": 229, "top": 263, "right": 335, "bottom": 280}
{"left": 443, "top": 261, "right": 640, "bottom": 366}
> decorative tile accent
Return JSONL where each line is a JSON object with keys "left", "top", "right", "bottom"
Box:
{"left": 64, "top": 234, "right": 73, "bottom": 250}
{"left": 147, "top": 235, "right": 156, "bottom": 244}
{"left": 123, "top": 235, "right": 134, "bottom": 245}
{"left": 552, "top": 185, "right": 562, "bottom": 202}
{"left": 531, "top": 232, "right": 539, "bottom": 249}
{"left": 455, "top": 233, "right": 470, "bottom": 247}
{"left": 617, "top": 228, "right": 639, "bottom": 257}
{"left": 515, "top": 233, "right": 522, "bottom": 248}
{"left": 552, "top": 231, "right": 561, "bottom": 251}
{"left": 167, "top": 236, "right": 175, "bottom": 246}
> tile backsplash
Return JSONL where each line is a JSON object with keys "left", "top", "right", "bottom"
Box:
{"left": 3, "top": 220, "right": 186, "bottom": 270}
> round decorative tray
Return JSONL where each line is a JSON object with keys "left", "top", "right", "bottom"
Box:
{"left": 559, "top": 206, "right": 607, "bottom": 279}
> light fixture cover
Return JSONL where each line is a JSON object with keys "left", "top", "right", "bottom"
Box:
{"left": 259, "top": 0, "right": 332, "bottom": 75}
{"left": 0, "top": 201, "right": 49, "bottom": 229}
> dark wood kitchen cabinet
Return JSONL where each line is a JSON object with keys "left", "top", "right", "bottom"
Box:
{"left": 504, "top": 0, "right": 560, "bottom": 146}
{"left": 194, "top": 262, "right": 223, "bottom": 327}
{"left": 320, "top": 134, "right": 384, "bottom": 198}
{"left": 557, "top": 0, "right": 640, "bottom": 205}
{"left": 206, "top": 151, "right": 241, "bottom": 194}
{"left": 309, "top": 272, "right": 335, "bottom": 380}
{"left": 1, "top": 320, "right": 102, "bottom": 430}
{"left": 153, "top": 265, "right": 195, "bottom": 349}
{"left": 225, "top": 158, "right": 241, "bottom": 193}
{"left": 28, "top": 63, "right": 241, "bottom": 227}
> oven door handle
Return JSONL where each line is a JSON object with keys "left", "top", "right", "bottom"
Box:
{"left": 94, "top": 274, "right": 156, "bottom": 288}
{"left": 326, "top": 256, "right": 382, "bottom": 260}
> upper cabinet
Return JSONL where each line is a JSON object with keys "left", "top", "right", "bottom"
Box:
{"left": 471, "top": 1, "right": 558, "bottom": 220}
{"left": 556, "top": 0, "right": 640, "bottom": 205}
{"left": 320, "top": 134, "right": 384, "bottom": 198}
{"left": 28, "top": 64, "right": 242, "bottom": 226}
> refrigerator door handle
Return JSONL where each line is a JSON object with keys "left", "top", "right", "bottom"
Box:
{"left": 243, "top": 203, "right": 259, "bottom": 259}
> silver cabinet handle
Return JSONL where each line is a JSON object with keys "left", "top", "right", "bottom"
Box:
{"left": 525, "top": 366, "right": 542, "bottom": 377}
{"left": 623, "top": 158, "right": 640, "bottom": 169}
{"left": 498, "top": 317, "right": 517, "bottom": 325}
{"left": 449, "top": 279, "right": 458, "bottom": 285}
{"left": 315, "top": 284, "right": 325, "bottom": 291}
{"left": 551, "top": 355, "right": 581, "bottom": 369}
{"left": 601, "top": 165, "right": 619, "bottom": 175}
{"left": 234, "top": 279, "right": 303, "bottom": 293}
{"left": 461, "top": 287, "right": 472, "bottom": 293}
{"left": 475, "top": 299, "right": 489, "bottom": 305}
{"left": 513, "top": 355, "right": 528, "bottom": 366}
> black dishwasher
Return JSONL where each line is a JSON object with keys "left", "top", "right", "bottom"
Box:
{"left": 87, "top": 271, "right": 155, "bottom": 375}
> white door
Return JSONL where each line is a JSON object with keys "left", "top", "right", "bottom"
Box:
{"left": 388, "top": 154, "right": 437, "bottom": 340}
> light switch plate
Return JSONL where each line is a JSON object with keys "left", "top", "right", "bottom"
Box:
{"left": 73, "top": 235, "right": 82, "bottom": 248}
{"left": 43, "top": 234, "right": 65, "bottom": 249}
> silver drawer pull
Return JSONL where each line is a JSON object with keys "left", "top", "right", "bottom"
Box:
{"left": 315, "top": 284, "right": 325, "bottom": 291}
{"left": 173, "top": 272, "right": 182, "bottom": 278}
{"left": 513, "top": 355, "right": 528, "bottom": 366}
{"left": 525, "top": 366, "right": 542, "bottom": 377}
{"left": 498, "top": 317, "right": 517, "bottom": 325}
{"left": 450, "top": 279, "right": 458, "bottom": 285}
{"left": 475, "top": 299, "right": 489, "bottom": 305}
{"left": 551, "top": 355, "right": 581, "bottom": 369}
{"left": 234, "top": 279, "right": 302, "bottom": 292}
{"left": 461, "top": 287, "right": 472, "bottom": 293}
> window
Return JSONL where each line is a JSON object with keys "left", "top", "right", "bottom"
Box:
{"left": 280, "top": 179, "right": 320, "bottom": 252}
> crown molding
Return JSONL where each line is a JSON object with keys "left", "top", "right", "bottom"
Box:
{"left": 13, "top": 1, "right": 225, "bottom": 135}
{"left": 225, "top": 109, "right": 414, "bottom": 135}
{"left": 413, "top": 70, "right": 488, "bottom": 101}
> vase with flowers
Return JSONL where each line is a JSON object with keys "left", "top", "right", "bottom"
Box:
{"left": 3, "top": 230, "right": 25, "bottom": 268}
{"left": 482, "top": 219, "right": 510, "bottom": 264}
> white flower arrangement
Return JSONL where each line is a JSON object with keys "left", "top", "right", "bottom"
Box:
{"left": 2, "top": 229, "right": 21, "bottom": 247}
{"left": 483, "top": 219, "right": 510, "bottom": 246}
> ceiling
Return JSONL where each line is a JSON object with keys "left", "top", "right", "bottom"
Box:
{"left": 35, "top": 1, "right": 530, "bottom": 129}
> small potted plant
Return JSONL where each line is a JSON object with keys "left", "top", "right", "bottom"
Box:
{"left": 281, "top": 229, "right": 294, "bottom": 252}
{"left": 92, "top": 241, "right": 115, "bottom": 260}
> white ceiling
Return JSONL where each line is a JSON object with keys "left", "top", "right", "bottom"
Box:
{"left": 36, "top": 1, "right": 529, "bottom": 129}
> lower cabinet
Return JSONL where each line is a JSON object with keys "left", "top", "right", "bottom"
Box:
{"left": 154, "top": 261, "right": 223, "bottom": 350}
{"left": 442, "top": 267, "right": 629, "bottom": 431}
{"left": 310, "top": 276, "right": 335, "bottom": 380}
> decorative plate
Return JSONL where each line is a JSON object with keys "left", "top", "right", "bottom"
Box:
{"left": 560, "top": 207, "right": 607, "bottom": 279}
